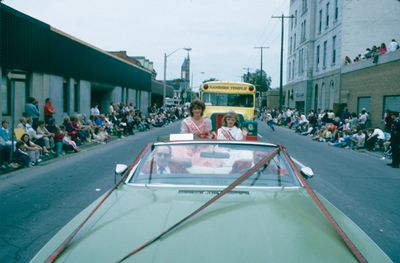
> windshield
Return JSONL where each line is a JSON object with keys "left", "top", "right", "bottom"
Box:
{"left": 129, "top": 143, "right": 299, "bottom": 187}
{"left": 202, "top": 93, "right": 254, "bottom": 107}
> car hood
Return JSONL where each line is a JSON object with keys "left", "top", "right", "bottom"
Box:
{"left": 32, "top": 186, "right": 391, "bottom": 263}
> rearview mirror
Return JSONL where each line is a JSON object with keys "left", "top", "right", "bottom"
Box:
{"left": 300, "top": 167, "right": 314, "bottom": 178}
{"left": 200, "top": 151, "right": 230, "bottom": 159}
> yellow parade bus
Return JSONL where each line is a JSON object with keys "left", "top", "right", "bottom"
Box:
{"left": 199, "top": 81, "right": 258, "bottom": 140}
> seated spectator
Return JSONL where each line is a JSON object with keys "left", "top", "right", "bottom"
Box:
{"left": 329, "top": 130, "right": 352, "bottom": 148}
{"left": 26, "top": 117, "right": 49, "bottom": 154}
{"left": 16, "top": 117, "right": 28, "bottom": 132}
{"left": 365, "top": 127, "right": 385, "bottom": 151}
{"left": 363, "top": 48, "right": 372, "bottom": 59}
{"left": 58, "top": 125, "right": 79, "bottom": 153}
{"left": 379, "top": 43, "right": 387, "bottom": 55}
{"left": 54, "top": 126, "right": 65, "bottom": 156}
{"left": 70, "top": 115, "right": 89, "bottom": 142}
{"left": 0, "top": 142, "right": 11, "bottom": 169}
{"left": 388, "top": 39, "right": 399, "bottom": 52}
{"left": 0, "top": 120, "right": 13, "bottom": 147}
{"left": 351, "top": 130, "right": 366, "bottom": 149}
{"left": 12, "top": 141, "right": 31, "bottom": 168}
{"left": 36, "top": 120, "right": 55, "bottom": 153}
{"left": 46, "top": 118, "right": 58, "bottom": 134}
{"left": 93, "top": 127, "right": 111, "bottom": 144}
{"left": 20, "top": 133, "right": 42, "bottom": 165}
{"left": 63, "top": 116, "right": 79, "bottom": 143}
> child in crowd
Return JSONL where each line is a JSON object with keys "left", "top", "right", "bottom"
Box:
{"left": 93, "top": 127, "right": 110, "bottom": 144}
{"left": 56, "top": 125, "right": 79, "bottom": 153}
{"left": 217, "top": 111, "right": 247, "bottom": 140}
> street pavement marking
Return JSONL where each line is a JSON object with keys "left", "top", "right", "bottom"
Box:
{"left": 258, "top": 133, "right": 263, "bottom": 138}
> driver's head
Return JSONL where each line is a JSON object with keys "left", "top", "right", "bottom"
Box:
{"left": 155, "top": 146, "right": 172, "bottom": 168}
{"left": 253, "top": 151, "right": 269, "bottom": 164}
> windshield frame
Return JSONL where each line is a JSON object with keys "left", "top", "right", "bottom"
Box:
{"left": 126, "top": 141, "right": 301, "bottom": 188}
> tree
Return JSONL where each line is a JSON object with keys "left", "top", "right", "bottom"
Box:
{"left": 242, "top": 70, "right": 271, "bottom": 92}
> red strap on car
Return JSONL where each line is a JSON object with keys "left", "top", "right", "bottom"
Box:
{"left": 46, "top": 143, "right": 153, "bottom": 263}
{"left": 282, "top": 149, "right": 367, "bottom": 263}
{"left": 116, "top": 146, "right": 283, "bottom": 262}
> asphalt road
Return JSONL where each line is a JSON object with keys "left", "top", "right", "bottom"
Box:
{"left": 0, "top": 123, "right": 179, "bottom": 263}
{"left": 258, "top": 121, "right": 400, "bottom": 262}
{"left": 1, "top": 120, "right": 399, "bottom": 262}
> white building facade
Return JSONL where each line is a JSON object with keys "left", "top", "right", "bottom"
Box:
{"left": 285, "top": 0, "right": 400, "bottom": 113}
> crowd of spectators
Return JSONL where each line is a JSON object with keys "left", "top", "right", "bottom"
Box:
{"left": 0, "top": 97, "right": 186, "bottom": 172}
{"left": 344, "top": 39, "right": 399, "bottom": 65}
{"left": 259, "top": 107, "right": 392, "bottom": 155}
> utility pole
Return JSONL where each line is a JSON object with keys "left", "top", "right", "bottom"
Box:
{"left": 272, "top": 14, "right": 294, "bottom": 112}
{"left": 254, "top": 46, "right": 269, "bottom": 91}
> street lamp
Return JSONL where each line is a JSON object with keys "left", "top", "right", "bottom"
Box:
{"left": 163, "top": 47, "right": 191, "bottom": 107}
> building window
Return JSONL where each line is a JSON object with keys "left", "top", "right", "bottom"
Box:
{"left": 302, "top": 20, "right": 307, "bottom": 42}
{"left": 316, "top": 45, "right": 320, "bottom": 67}
{"left": 326, "top": 2, "right": 330, "bottom": 28}
{"left": 332, "top": 35, "right": 337, "bottom": 65}
{"left": 1, "top": 76, "right": 10, "bottom": 116}
{"left": 384, "top": 96, "right": 400, "bottom": 116}
{"left": 357, "top": 97, "right": 371, "bottom": 114}
{"left": 302, "top": 0, "right": 308, "bottom": 14}
{"left": 290, "top": 14, "right": 294, "bottom": 30}
{"left": 292, "top": 58, "right": 296, "bottom": 79}
{"left": 335, "top": 0, "right": 339, "bottom": 20}
{"left": 299, "top": 49, "right": 305, "bottom": 75}
{"left": 63, "top": 78, "right": 69, "bottom": 113}
{"left": 294, "top": 33, "right": 297, "bottom": 50}
{"left": 295, "top": 10, "right": 298, "bottom": 26}
{"left": 319, "top": 9, "right": 322, "bottom": 33}
{"left": 290, "top": 36, "right": 293, "bottom": 54}
{"left": 323, "top": 41, "right": 327, "bottom": 68}
{"left": 288, "top": 61, "right": 292, "bottom": 80}
{"left": 74, "top": 80, "right": 80, "bottom": 113}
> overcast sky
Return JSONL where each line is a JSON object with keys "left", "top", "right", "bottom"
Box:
{"left": 4, "top": 0, "right": 290, "bottom": 91}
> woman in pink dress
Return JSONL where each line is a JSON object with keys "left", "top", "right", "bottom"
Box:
{"left": 180, "top": 99, "right": 215, "bottom": 139}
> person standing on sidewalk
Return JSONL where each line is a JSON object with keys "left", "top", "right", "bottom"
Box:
{"left": 25, "top": 97, "right": 40, "bottom": 129}
{"left": 44, "top": 98, "right": 56, "bottom": 124}
{"left": 388, "top": 112, "right": 400, "bottom": 168}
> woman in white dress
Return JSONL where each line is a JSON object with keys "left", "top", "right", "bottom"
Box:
{"left": 217, "top": 111, "right": 247, "bottom": 140}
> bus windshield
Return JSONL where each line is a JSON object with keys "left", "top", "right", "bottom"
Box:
{"left": 202, "top": 93, "right": 254, "bottom": 107}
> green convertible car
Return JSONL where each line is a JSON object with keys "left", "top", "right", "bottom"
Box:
{"left": 31, "top": 139, "right": 392, "bottom": 263}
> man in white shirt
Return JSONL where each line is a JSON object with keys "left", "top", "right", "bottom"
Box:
{"left": 351, "top": 130, "right": 366, "bottom": 149}
{"left": 365, "top": 128, "right": 385, "bottom": 150}
{"left": 388, "top": 39, "right": 399, "bottom": 52}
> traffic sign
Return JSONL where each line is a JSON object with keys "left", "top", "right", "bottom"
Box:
{"left": 7, "top": 72, "right": 26, "bottom": 80}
